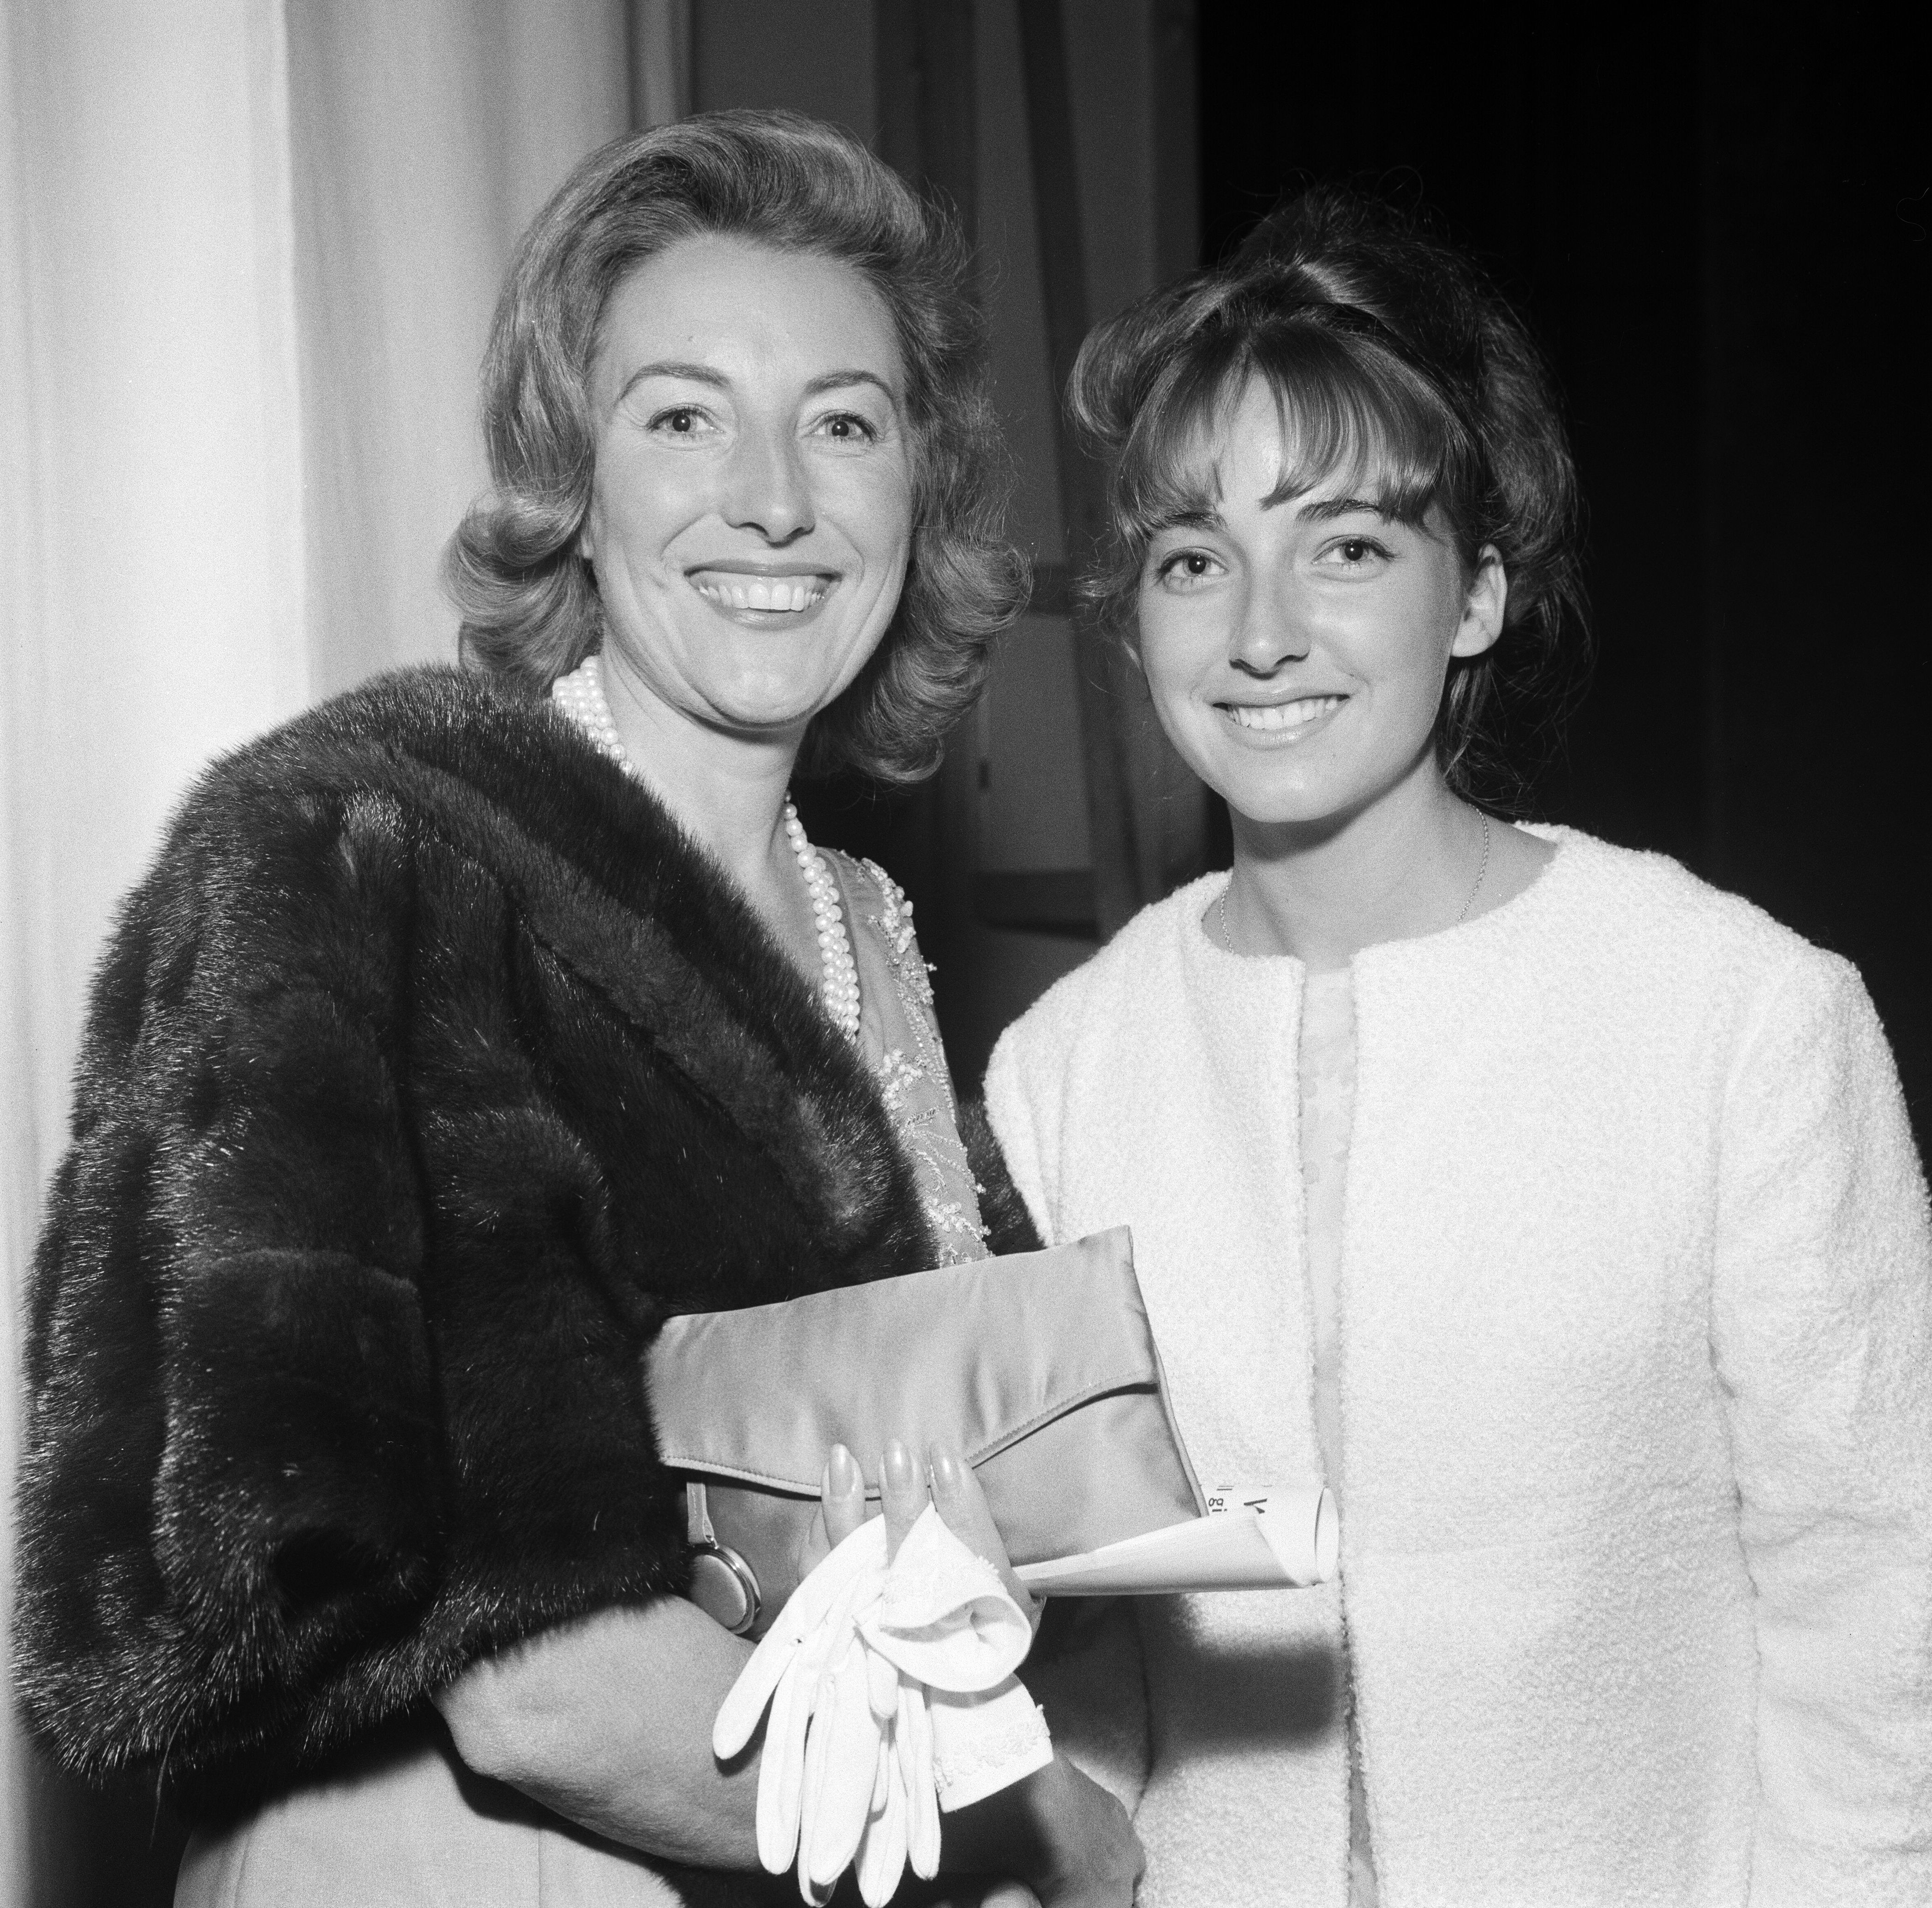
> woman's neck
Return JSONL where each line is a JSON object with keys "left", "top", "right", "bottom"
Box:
{"left": 1220, "top": 763, "right": 1546, "bottom": 971}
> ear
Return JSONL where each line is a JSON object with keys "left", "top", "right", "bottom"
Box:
{"left": 1450, "top": 545, "right": 1508, "bottom": 659}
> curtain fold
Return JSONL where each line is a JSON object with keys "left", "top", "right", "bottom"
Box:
{"left": 290, "top": 0, "right": 631, "bottom": 695}
{"left": 2, "top": 5, "right": 659, "bottom": 1899}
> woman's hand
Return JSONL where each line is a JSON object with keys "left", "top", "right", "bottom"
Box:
{"left": 800, "top": 1438, "right": 870, "bottom": 1567}
{"left": 807, "top": 1435, "right": 1041, "bottom": 1626}
{"left": 940, "top": 1757, "right": 1143, "bottom": 1908}
{"left": 805, "top": 1438, "right": 1140, "bottom": 1908}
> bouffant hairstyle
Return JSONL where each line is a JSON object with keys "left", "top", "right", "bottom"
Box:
{"left": 446, "top": 110, "right": 1023, "bottom": 784}
{"left": 1069, "top": 186, "right": 1588, "bottom": 808}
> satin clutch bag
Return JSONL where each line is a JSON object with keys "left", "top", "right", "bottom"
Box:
{"left": 647, "top": 1227, "right": 1207, "bottom": 1635}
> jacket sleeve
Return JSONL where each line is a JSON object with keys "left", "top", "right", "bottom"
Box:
{"left": 14, "top": 788, "right": 448, "bottom": 1797}
{"left": 1709, "top": 949, "right": 1932, "bottom": 1905}
{"left": 981, "top": 1017, "right": 1065, "bottom": 1250}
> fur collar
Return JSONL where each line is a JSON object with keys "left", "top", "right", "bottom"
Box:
{"left": 212, "top": 664, "right": 931, "bottom": 1285}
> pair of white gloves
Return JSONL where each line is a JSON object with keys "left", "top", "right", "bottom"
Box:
{"left": 713, "top": 1505, "right": 1053, "bottom": 1906}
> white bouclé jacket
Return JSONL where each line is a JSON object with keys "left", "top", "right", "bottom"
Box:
{"left": 985, "top": 829, "right": 1932, "bottom": 1908}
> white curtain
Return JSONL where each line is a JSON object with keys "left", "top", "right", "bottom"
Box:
{"left": 289, "top": 0, "right": 633, "bottom": 696}
{"left": 0, "top": 3, "right": 662, "bottom": 1897}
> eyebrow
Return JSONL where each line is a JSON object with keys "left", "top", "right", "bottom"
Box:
{"left": 1149, "top": 505, "right": 1225, "bottom": 535}
{"left": 1293, "top": 494, "right": 1392, "bottom": 522}
{"left": 611, "top": 361, "right": 900, "bottom": 414}
{"left": 1149, "top": 491, "right": 1391, "bottom": 536}
{"left": 613, "top": 360, "right": 729, "bottom": 409}
{"left": 804, "top": 369, "right": 898, "bottom": 403}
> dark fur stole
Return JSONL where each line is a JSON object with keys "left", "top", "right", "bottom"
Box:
{"left": 14, "top": 666, "right": 1031, "bottom": 1818}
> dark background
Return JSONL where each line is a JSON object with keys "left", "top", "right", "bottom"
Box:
{"left": 1197, "top": 0, "right": 1928, "bottom": 1133}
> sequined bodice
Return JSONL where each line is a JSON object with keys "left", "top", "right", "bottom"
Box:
{"left": 829, "top": 852, "right": 989, "bottom": 1266}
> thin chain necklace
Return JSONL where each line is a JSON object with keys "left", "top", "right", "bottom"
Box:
{"left": 1215, "top": 813, "right": 1493, "bottom": 954}
{"left": 550, "top": 654, "right": 862, "bottom": 1041}
{"left": 1458, "top": 812, "right": 1493, "bottom": 924}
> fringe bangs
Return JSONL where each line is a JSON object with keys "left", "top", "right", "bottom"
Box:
{"left": 1103, "top": 322, "right": 1482, "bottom": 615}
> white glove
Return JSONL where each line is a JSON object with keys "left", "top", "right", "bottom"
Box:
{"left": 858, "top": 1506, "right": 1033, "bottom": 1690}
{"left": 713, "top": 1506, "right": 1049, "bottom": 1906}
{"left": 930, "top": 1676, "right": 1055, "bottom": 1813}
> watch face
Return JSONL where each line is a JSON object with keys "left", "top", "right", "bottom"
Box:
{"left": 690, "top": 1542, "right": 761, "bottom": 1635}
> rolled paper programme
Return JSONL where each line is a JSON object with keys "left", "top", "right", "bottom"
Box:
{"left": 1016, "top": 1484, "right": 1338, "bottom": 1597}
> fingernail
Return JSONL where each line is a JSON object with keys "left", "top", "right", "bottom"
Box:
{"left": 927, "top": 1443, "right": 962, "bottom": 1491}
{"left": 883, "top": 1439, "right": 914, "bottom": 1488}
{"left": 827, "top": 1443, "right": 858, "bottom": 1494}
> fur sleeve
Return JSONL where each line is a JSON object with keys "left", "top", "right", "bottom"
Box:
{"left": 1710, "top": 949, "right": 1932, "bottom": 1903}
{"left": 14, "top": 784, "right": 449, "bottom": 1802}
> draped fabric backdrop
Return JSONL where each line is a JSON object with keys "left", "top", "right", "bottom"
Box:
{"left": 0, "top": 3, "right": 680, "bottom": 1897}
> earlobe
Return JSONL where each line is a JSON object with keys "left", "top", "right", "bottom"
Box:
{"left": 1450, "top": 545, "right": 1508, "bottom": 659}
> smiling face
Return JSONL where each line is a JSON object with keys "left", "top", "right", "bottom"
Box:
{"left": 579, "top": 234, "right": 914, "bottom": 746}
{"left": 1136, "top": 377, "right": 1506, "bottom": 833}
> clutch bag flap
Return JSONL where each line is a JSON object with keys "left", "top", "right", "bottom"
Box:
{"left": 647, "top": 1228, "right": 1204, "bottom": 1626}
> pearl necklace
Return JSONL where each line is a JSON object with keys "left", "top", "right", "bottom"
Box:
{"left": 783, "top": 799, "right": 862, "bottom": 1040}
{"left": 550, "top": 654, "right": 862, "bottom": 1041}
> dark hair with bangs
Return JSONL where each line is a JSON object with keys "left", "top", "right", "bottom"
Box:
{"left": 445, "top": 109, "right": 1024, "bottom": 784}
{"left": 1070, "top": 186, "right": 1588, "bottom": 808}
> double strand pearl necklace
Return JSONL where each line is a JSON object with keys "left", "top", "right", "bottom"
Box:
{"left": 784, "top": 800, "right": 862, "bottom": 1040}
{"left": 550, "top": 654, "right": 862, "bottom": 1042}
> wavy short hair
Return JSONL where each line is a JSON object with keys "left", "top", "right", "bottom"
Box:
{"left": 1070, "top": 187, "right": 1589, "bottom": 809}
{"left": 446, "top": 110, "right": 1023, "bottom": 783}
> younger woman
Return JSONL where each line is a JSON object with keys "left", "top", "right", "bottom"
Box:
{"left": 985, "top": 190, "right": 1932, "bottom": 1905}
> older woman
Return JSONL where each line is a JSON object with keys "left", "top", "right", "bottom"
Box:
{"left": 985, "top": 187, "right": 1932, "bottom": 1905}
{"left": 15, "top": 111, "right": 1136, "bottom": 1907}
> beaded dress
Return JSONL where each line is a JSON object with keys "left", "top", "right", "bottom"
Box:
{"left": 550, "top": 653, "right": 987, "bottom": 1266}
